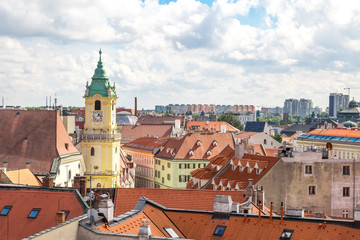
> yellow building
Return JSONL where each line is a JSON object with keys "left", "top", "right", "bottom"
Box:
{"left": 81, "top": 50, "right": 130, "bottom": 188}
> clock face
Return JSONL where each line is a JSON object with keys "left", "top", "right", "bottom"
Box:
{"left": 93, "top": 111, "right": 103, "bottom": 121}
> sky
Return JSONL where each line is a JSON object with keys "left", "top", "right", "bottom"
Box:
{"left": 1, "top": 0, "right": 360, "bottom": 110}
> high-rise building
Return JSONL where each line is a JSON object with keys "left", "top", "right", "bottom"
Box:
{"left": 284, "top": 99, "right": 299, "bottom": 115}
{"left": 329, "top": 93, "right": 349, "bottom": 118}
{"left": 299, "top": 98, "right": 313, "bottom": 117}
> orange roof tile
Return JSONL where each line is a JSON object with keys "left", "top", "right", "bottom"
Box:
{"left": 0, "top": 186, "right": 87, "bottom": 239}
{"left": 156, "top": 132, "right": 234, "bottom": 160}
{"left": 307, "top": 128, "right": 360, "bottom": 138}
{"left": 234, "top": 131, "right": 259, "bottom": 139}
{"left": 187, "top": 121, "right": 240, "bottom": 132}
{"left": 5, "top": 169, "right": 42, "bottom": 186}
{"left": 265, "top": 148, "right": 279, "bottom": 157}
{"left": 113, "top": 188, "right": 247, "bottom": 216}
{"left": 247, "top": 144, "right": 266, "bottom": 156}
{"left": 122, "top": 137, "right": 168, "bottom": 152}
{"left": 121, "top": 125, "right": 172, "bottom": 143}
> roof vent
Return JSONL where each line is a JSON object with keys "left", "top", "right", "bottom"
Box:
{"left": 189, "top": 150, "right": 194, "bottom": 156}
{"left": 196, "top": 140, "right": 202, "bottom": 146}
{"left": 207, "top": 150, "right": 212, "bottom": 156}
{"left": 212, "top": 140, "right": 218, "bottom": 147}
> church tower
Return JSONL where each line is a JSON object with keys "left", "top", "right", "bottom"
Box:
{"left": 81, "top": 50, "right": 121, "bottom": 188}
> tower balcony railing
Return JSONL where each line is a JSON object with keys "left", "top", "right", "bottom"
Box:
{"left": 81, "top": 133, "right": 121, "bottom": 141}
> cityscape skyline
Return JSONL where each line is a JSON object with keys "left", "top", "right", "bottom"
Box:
{"left": 1, "top": 0, "right": 360, "bottom": 109}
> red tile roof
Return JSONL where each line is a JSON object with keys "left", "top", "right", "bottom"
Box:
{"left": 122, "top": 137, "right": 168, "bottom": 152}
{"left": 97, "top": 197, "right": 360, "bottom": 240}
{"left": 0, "top": 186, "right": 87, "bottom": 239}
{"left": 307, "top": 128, "right": 360, "bottom": 138}
{"left": 265, "top": 148, "right": 279, "bottom": 157}
{"left": 120, "top": 125, "right": 172, "bottom": 144}
{"left": 187, "top": 121, "right": 240, "bottom": 132}
{"left": 0, "top": 110, "right": 80, "bottom": 175}
{"left": 113, "top": 188, "right": 247, "bottom": 216}
{"left": 156, "top": 132, "right": 234, "bottom": 160}
{"left": 234, "top": 131, "right": 259, "bottom": 139}
{"left": 137, "top": 115, "right": 185, "bottom": 126}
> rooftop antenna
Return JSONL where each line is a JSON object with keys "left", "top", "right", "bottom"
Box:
{"left": 54, "top": 93, "right": 57, "bottom": 109}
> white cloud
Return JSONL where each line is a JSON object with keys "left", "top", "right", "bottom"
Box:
{"left": 0, "top": 0, "right": 359, "bottom": 110}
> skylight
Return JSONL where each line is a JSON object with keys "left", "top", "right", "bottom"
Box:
{"left": 0, "top": 206, "right": 12, "bottom": 216}
{"left": 28, "top": 208, "right": 41, "bottom": 218}
{"left": 213, "top": 225, "right": 227, "bottom": 237}
{"left": 61, "top": 210, "right": 70, "bottom": 219}
{"left": 280, "top": 229, "right": 294, "bottom": 239}
{"left": 164, "top": 227, "right": 180, "bottom": 238}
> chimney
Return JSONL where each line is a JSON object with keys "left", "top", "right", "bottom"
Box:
{"left": 213, "top": 195, "right": 233, "bottom": 220}
{"left": 98, "top": 198, "right": 114, "bottom": 224}
{"left": 138, "top": 220, "right": 152, "bottom": 240}
{"left": 74, "top": 175, "right": 87, "bottom": 197}
{"left": 220, "top": 125, "right": 226, "bottom": 133}
{"left": 56, "top": 211, "right": 65, "bottom": 224}
{"left": 43, "top": 174, "right": 54, "bottom": 188}
{"left": 270, "top": 202, "right": 273, "bottom": 222}
{"left": 3, "top": 161, "right": 8, "bottom": 171}
{"left": 235, "top": 139, "right": 245, "bottom": 158}
{"left": 258, "top": 201, "right": 262, "bottom": 220}
{"left": 135, "top": 97, "right": 138, "bottom": 117}
{"left": 281, "top": 202, "right": 284, "bottom": 224}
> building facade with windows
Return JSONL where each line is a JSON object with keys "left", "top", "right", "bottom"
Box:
{"left": 154, "top": 132, "right": 235, "bottom": 189}
{"left": 257, "top": 150, "right": 360, "bottom": 219}
{"left": 122, "top": 137, "right": 168, "bottom": 188}
{"left": 329, "top": 93, "right": 349, "bottom": 118}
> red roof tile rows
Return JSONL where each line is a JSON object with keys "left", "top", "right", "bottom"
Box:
{"left": 187, "top": 121, "right": 240, "bottom": 132}
{"left": 121, "top": 125, "right": 172, "bottom": 144}
{"left": 122, "top": 137, "right": 168, "bottom": 152}
{"left": 156, "top": 132, "right": 234, "bottom": 160}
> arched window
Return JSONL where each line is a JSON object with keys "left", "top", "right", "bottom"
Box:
{"left": 91, "top": 147, "right": 95, "bottom": 156}
{"left": 96, "top": 183, "right": 101, "bottom": 188}
{"left": 95, "top": 100, "right": 101, "bottom": 110}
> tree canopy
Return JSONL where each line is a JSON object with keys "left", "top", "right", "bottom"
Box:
{"left": 218, "top": 113, "right": 243, "bottom": 131}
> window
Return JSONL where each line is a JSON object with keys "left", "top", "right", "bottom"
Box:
{"left": 309, "top": 186, "right": 316, "bottom": 195}
{"left": 96, "top": 183, "right": 101, "bottom": 188}
{"left": 213, "top": 225, "right": 227, "bottom": 237}
{"left": 280, "top": 229, "right": 294, "bottom": 240}
{"left": 179, "top": 164, "right": 182, "bottom": 169}
{"left": 167, "top": 163, "right": 170, "bottom": 168}
{"left": 343, "top": 210, "right": 349, "bottom": 218}
{"left": 167, "top": 174, "right": 171, "bottom": 180}
{"left": 179, "top": 175, "right": 186, "bottom": 182}
{"left": 264, "top": 139, "right": 267, "bottom": 145}
{"left": 305, "top": 165, "right": 312, "bottom": 175}
{"left": 95, "top": 100, "right": 101, "bottom": 110}
{"left": 198, "top": 163, "right": 201, "bottom": 168}
{"left": 164, "top": 227, "right": 180, "bottom": 238}
{"left": 28, "top": 208, "right": 41, "bottom": 218}
{"left": 162, "top": 165, "right": 165, "bottom": 171}
{"left": 91, "top": 147, "right": 95, "bottom": 156}
{"left": 343, "top": 187, "right": 350, "bottom": 197}
{"left": 193, "top": 164, "right": 196, "bottom": 168}
{"left": 343, "top": 166, "right": 350, "bottom": 175}
{"left": 0, "top": 206, "right": 12, "bottom": 216}
{"left": 162, "top": 177, "right": 164, "bottom": 183}
{"left": 61, "top": 210, "right": 70, "bottom": 219}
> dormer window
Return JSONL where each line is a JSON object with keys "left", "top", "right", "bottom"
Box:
{"left": 196, "top": 140, "right": 202, "bottom": 146}
{"left": 207, "top": 150, "right": 212, "bottom": 156}
{"left": 189, "top": 150, "right": 194, "bottom": 156}
{"left": 280, "top": 229, "right": 294, "bottom": 239}
{"left": 212, "top": 140, "right": 218, "bottom": 147}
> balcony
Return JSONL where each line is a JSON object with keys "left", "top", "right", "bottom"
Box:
{"left": 81, "top": 133, "right": 121, "bottom": 141}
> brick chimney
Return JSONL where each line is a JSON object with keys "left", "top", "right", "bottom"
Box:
{"left": 26, "top": 161, "right": 31, "bottom": 169}
{"left": 234, "top": 138, "right": 245, "bottom": 158}
{"left": 43, "top": 174, "right": 54, "bottom": 188}
{"left": 74, "top": 175, "right": 87, "bottom": 197}
{"left": 56, "top": 211, "right": 65, "bottom": 224}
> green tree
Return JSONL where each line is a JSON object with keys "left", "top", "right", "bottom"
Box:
{"left": 218, "top": 113, "right": 243, "bottom": 131}
{"left": 271, "top": 134, "right": 282, "bottom": 143}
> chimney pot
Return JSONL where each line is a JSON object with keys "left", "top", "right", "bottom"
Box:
{"left": 56, "top": 211, "right": 65, "bottom": 224}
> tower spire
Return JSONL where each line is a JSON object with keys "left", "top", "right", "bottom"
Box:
{"left": 99, "top": 48, "right": 102, "bottom": 61}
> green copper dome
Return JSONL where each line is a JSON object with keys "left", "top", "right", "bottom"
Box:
{"left": 85, "top": 49, "right": 116, "bottom": 98}
{"left": 349, "top": 99, "right": 358, "bottom": 108}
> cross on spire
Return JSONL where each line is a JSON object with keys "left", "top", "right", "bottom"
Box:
{"left": 99, "top": 49, "right": 102, "bottom": 61}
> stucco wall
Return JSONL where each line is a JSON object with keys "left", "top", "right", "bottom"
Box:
{"left": 257, "top": 151, "right": 360, "bottom": 218}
